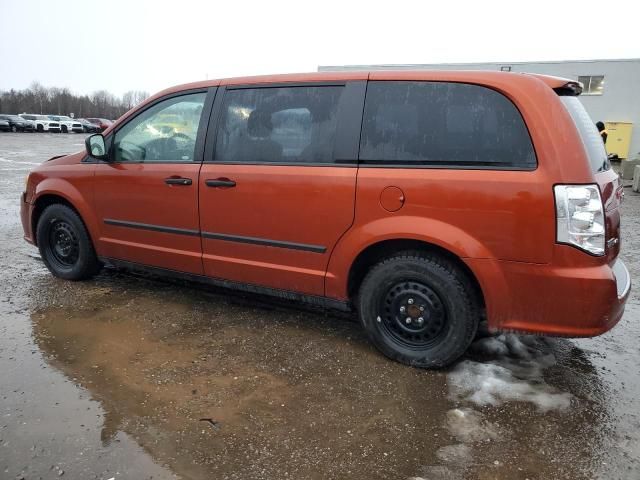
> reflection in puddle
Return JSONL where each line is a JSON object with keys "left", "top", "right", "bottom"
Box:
{"left": 30, "top": 276, "right": 454, "bottom": 479}
{"left": 0, "top": 303, "right": 176, "bottom": 479}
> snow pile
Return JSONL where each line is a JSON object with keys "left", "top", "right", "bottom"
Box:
{"left": 435, "top": 443, "right": 472, "bottom": 465}
{"left": 448, "top": 334, "right": 572, "bottom": 412}
{"left": 445, "top": 407, "right": 500, "bottom": 443}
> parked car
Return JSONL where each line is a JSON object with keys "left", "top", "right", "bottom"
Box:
{"left": 20, "top": 114, "right": 61, "bottom": 132}
{"left": 22, "top": 118, "right": 37, "bottom": 131}
{"left": 0, "top": 114, "right": 34, "bottom": 132}
{"left": 0, "top": 119, "right": 10, "bottom": 132}
{"left": 77, "top": 118, "right": 101, "bottom": 133}
{"left": 86, "top": 118, "right": 113, "bottom": 131}
{"left": 48, "top": 115, "right": 83, "bottom": 133}
{"left": 20, "top": 71, "right": 631, "bottom": 368}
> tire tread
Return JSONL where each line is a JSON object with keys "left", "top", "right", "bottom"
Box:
{"left": 357, "top": 250, "right": 478, "bottom": 368}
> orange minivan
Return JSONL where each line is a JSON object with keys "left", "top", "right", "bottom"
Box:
{"left": 20, "top": 71, "right": 631, "bottom": 368}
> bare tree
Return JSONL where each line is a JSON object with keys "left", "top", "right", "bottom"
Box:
{"left": 0, "top": 83, "right": 151, "bottom": 118}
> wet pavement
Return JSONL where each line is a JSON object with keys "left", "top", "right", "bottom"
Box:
{"left": 1, "top": 132, "right": 639, "bottom": 480}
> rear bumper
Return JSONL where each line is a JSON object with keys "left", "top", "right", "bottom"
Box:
{"left": 467, "top": 256, "right": 631, "bottom": 337}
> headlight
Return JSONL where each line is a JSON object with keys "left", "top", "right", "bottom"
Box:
{"left": 554, "top": 184, "right": 605, "bottom": 255}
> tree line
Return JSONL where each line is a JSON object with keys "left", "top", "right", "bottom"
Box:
{"left": 0, "top": 82, "right": 149, "bottom": 119}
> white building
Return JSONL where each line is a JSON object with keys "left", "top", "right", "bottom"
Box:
{"left": 319, "top": 58, "right": 640, "bottom": 162}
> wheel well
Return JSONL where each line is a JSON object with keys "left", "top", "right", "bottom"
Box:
{"left": 347, "top": 239, "right": 485, "bottom": 309}
{"left": 31, "top": 194, "right": 78, "bottom": 246}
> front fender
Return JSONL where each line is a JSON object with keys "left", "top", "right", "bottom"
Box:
{"left": 325, "top": 215, "right": 493, "bottom": 300}
{"left": 32, "top": 178, "right": 99, "bottom": 249}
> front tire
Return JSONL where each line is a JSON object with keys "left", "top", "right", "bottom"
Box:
{"left": 61, "top": 125, "right": 68, "bottom": 133}
{"left": 36, "top": 204, "right": 100, "bottom": 280}
{"left": 11, "top": 125, "right": 17, "bottom": 133}
{"left": 357, "top": 252, "right": 478, "bottom": 368}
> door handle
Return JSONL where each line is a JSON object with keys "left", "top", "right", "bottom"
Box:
{"left": 164, "top": 177, "right": 192, "bottom": 186}
{"left": 205, "top": 178, "right": 236, "bottom": 188}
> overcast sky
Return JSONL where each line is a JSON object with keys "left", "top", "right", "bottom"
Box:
{"left": 1, "top": 0, "right": 639, "bottom": 97}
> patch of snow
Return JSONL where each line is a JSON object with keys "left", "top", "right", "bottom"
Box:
{"left": 445, "top": 407, "right": 500, "bottom": 443}
{"left": 448, "top": 334, "right": 572, "bottom": 412}
{"left": 436, "top": 443, "right": 473, "bottom": 465}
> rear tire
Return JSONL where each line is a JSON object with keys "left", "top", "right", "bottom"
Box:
{"left": 11, "top": 125, "right": 17, "bottom": 133}
{"left": 61, "top": 125, "right": 68, "bottom": 133}
{"left": 357, "top": 252, "right": 478, "bottom": 368}
{"left": 36, "top": 204, "right": 100, "bottom": 280}
{"left": 37, "top": 124, "right": 44, "bottom": 132}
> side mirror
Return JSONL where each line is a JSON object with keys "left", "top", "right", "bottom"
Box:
{"left": 85, "top": 134, "right": 108, "bottom": 160}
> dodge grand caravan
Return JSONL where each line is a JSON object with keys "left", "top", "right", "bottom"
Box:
{"left": 20, "top": 71, "right": 631, "bottom": 368}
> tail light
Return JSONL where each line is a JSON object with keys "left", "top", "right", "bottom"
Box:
{"left": 554, "top": 184, "right": 605, "bottom": 256}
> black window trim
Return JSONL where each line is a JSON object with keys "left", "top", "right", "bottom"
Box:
{"left": 357, "top": 80, "right": 539, "bottom": 172}
{"left": 83, "top": 87, "right": 217, "bottom": 164}
{"left": 202, "top": 81, "right": 366, "bottom": 167}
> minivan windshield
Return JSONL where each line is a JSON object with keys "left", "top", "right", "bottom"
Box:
{"left": 560, "top": 96, "right": 610, "bottom": 173}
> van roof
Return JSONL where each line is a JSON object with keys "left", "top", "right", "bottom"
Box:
{"left": 155, "top": 70, "right": 578, "bottom": 96}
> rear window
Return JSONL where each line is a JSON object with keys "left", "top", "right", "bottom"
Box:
{"left": 359, "top": 81, "right": 536, "bottom": 169}
{"left": 560, "top": 96, "right": 610, "bottom": 173}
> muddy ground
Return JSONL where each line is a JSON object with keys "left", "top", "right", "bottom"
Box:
{"left": 1, "top": 132, "right": 639, "bottom": 480}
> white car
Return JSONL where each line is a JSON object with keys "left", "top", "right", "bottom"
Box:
{"left": 20, "top": 114, "right": 61, "bottom": 133}
{"left": 48, "top": 115, "right": 84, "bottom": 133}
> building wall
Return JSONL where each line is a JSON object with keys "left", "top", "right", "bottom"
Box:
{"left": 319, "top": 59, "right": 640, "bottom": 159}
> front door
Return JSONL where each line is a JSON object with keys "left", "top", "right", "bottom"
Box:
{"left": 199, "top": 82, "right": 365, "bottom": 295}
{"left": 93, "top": 90, "right": 212, "bottom": 274}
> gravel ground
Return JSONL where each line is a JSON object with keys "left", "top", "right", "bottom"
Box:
{"left": 1, "top": 132, "right": 639, "bottom": 480}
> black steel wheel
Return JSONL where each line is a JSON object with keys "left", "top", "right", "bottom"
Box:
{"left": 36, "top": 204, "right": 100, "bottom": 280}
{"left": 379, "top": 281, "right": 448, "bottom": 349}
{"left": 358, "top": 251, "right": 479, "bottom": 368}
{"left": 47, "top": 219, "right": 80, "bottom": 269}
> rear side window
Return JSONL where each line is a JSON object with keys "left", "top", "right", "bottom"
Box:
{"left": 360, "top": 81, "right": 536, "bottom": 169}
{"left": 214, "top": 86, "right": 344, "bottom": 164}
{"left": 560, "top": 96, "right": 610, "bottom": 173}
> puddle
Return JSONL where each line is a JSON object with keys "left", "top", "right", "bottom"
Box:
{"left": 27, "top": 278, "right": 454, "bottom": 479}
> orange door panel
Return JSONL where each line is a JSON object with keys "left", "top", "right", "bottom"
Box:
{"left": 93, "top": 163, "right": 203, "bottom": 274}
{"left": 198, "top": 165, "right": 356, "bottom": 295}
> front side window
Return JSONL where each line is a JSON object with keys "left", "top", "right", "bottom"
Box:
{"left": 578, "top": 76, "right": 605, "bottom": 95}
{"left": 360, "top": 81, "right": 537, "bottom": 169}
{"left": 113, "top": 92, "right": 206, "bottom": 162}
{"left": 214, "top": 86, "right": 344, "bottom": 164}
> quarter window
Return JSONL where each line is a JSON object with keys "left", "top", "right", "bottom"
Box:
{"left": 359, "top": 81, "right": 537, "bottom": 169}
{"left": 214, "top": 86, "right": 344, "bottom": 164}
{"left": 578, "top": 76, "right": 605, "bottom": 95}
{"left": 113, "top": 92, "right": 206, "bottom": 162}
